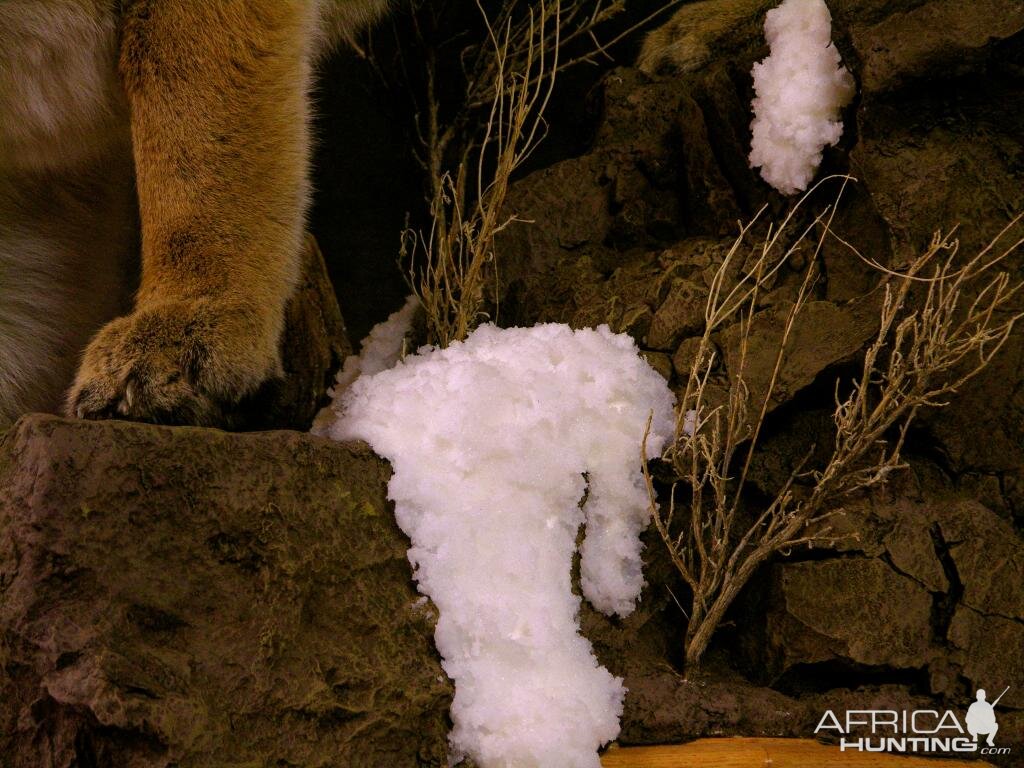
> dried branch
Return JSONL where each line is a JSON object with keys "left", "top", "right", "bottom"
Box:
{"left": 395, "top": 0, "right": 682, "bottom": 346}
{"left": 646, "top": 184, "right": 1024, "bottom": 669}
{"left": 402, "top": 0, "right": 561, "bottom": 346}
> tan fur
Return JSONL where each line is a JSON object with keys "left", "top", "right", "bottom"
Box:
{"left": 637, "top": 0, "right": 772, "bottom": 75}
{"left": 0, "top": 0, "right": 388, "bottom": 427}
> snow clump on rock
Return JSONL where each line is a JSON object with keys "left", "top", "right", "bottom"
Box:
{"left": 325, "top": 322, "right": 675, "bottom": 768}
{"left": 749, "top": 0, "right": 855, "bottom": 194}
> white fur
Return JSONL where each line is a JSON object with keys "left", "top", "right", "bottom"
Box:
{"left": 0, "top": 0, "right": 389, "bottom": 426}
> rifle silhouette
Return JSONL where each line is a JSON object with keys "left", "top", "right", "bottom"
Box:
{"left": 991, "top": 686, "right": 1010, "bottom": 707}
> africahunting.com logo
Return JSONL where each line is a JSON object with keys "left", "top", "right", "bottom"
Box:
{"left": 815, "top": 687, "right": 1011, "bottom": 757}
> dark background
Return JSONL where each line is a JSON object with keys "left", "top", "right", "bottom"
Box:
{"left": 309, "top": 0, "right": 676, "bottom": 343}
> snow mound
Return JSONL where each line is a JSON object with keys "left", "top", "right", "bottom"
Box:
{"left": 333, "top": 294, "right": 419, "bottom": 394}
{"left": 749, "top": 0, "right": 855, "bottom": 195}
{"left": 324, "top": 323, "right": 675, "bottom": 768}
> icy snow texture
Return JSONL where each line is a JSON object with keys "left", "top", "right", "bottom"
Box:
{"left": 748, "top": 0, "right": 855, "bottom": 195}
{"left": 334, "top": 294, "right": 419, "bottom": 394}
{"left": 312, "top": 296, "right": 419, "bottom": 435}
{"left": 327, "top": 323, "right": 675, "bottom": 768}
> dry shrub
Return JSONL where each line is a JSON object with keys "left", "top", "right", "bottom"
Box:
{"left": 397, "top": 0, "right": 682, "bottom": 346}
{"left": 401, "top": 2, "right": 558, "bottom": 347}
{"left": 643, "top": 178, "right": 1024, "bottom": 669}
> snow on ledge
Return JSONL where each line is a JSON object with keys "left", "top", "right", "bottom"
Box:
{"left": 322, "top": 322, "right": 674, "bottom": 768}
{"left": 749, "top": 0, "right": 855, "bottom": 195}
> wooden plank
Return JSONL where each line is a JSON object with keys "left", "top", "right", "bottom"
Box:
{"left": 601, "top": 739, "right": 994, "bottom": 767}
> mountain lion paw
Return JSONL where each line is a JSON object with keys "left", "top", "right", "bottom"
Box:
{"left": 66, "top": 299, "right": 281, "bottom": 426}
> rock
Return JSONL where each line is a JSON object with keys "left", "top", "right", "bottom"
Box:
{"left": 639, "top": 0, "right": 1024, "bottom": 97}
{"left": 671, "top": 337, "right": 710, "bottom": 379}
{"left": 617, "top": 664, "right": 946, "bottom": 748}
{"left": 646, "top": 280, "right": 708, "bottom": 351}
{"left": 761, "top": 559, "right": 934, "bottom": 675}
{"left": 748, "top": 493, "right": 1024, "bottom": 712}
{"left": 714, "top": 298, "right": 881, "bottom": 412}
{"left": 846, "top": 15, "right": 1024, "bottom": 479}
{"left": 0, "top": 415, "right": 450, "bottom": 768}
{"left": 948, "top": 608, "right": 1024, "bottom": 711}
{"left": 850, "top": 0, "right": 1024, "bottom": 94}
{"left": 618, "top": 666, "right": 800, "bottom": 744}
{"left": 882, "top": 511, "right": 949, "bottom": 594}
{"left": 669, "top": 88, "right": 745, "bottom": 233}
{"left": 641, "top": 352, "right": 673, "bottom": 382}
{"left": 920, "top": 332, "right": 1024, "bottom": 480}
{"left": 936, "top": 500, "right": 1024, "bottom": 622}
{"left": 933, "top": 501, "right": 1024, "bottom": 710}
{"left": 494, "top": 66, "right": 759, "bottom": 332}
{"left": 235, "top": 234, "right": 353, "bottom": 431}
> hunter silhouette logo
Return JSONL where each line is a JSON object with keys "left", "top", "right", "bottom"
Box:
{"left": 815, "top": 686, "right": 1012, "bottom": 756}
{"left": 966, "top": 687, "right": 1008, "bottom": 748}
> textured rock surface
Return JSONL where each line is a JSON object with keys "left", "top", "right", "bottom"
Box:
{"left": 764, "top": 559, "right": 935, "bottom": 671}
{"left": 499, "top": 0, "right": 1024, "bottom": 462}
{"left": 0, "top": 416, "right": 450, "bottom": 767}
{"left": 237, "top": 234, "right": 353, "bottom": 432}
{"left": 493, "top": 0, "right": 1024, "bottom": 757}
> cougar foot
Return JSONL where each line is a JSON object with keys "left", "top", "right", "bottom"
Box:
{"left": 67, "top": 299, "right": 281, "bottom": 426}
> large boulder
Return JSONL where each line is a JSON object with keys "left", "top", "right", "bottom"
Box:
{"left": 0, "top": 415, "right": 450, "bottom": 767}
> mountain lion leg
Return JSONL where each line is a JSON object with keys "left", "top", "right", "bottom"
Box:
{"left": 67, "top": 1, "right": 318, "bottom": 424}
{"left": 0, "top": 157, "right": 136, "bottom": 428}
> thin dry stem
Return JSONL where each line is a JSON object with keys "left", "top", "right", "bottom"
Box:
{"left": 403, "top": 1, "right": 561, "bottom": 346}
{"left": 645, "top": 188, "right": 1024, "bottom": 669}
{"left": 399, "top": 0, "right": 682, "bottom": 346}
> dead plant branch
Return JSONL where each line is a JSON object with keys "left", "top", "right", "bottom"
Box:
{"left": 646, "top": 184, "right": 1024, "bottom": 669}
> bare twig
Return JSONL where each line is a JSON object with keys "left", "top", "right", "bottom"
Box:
{"left": 646, "top": 188, "right": 1024, "bottom": 669}
{"left": 396, "top": 0, "right": 681, "bottom": 346}
{"left": 402, "top": 0, "right": 562, "bottom": 346}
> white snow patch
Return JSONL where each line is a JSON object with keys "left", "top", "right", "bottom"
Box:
{"left": 312, "top": 295, "right": 419, "bottom": 435}
{"left": 324, "top": 323, "right": 675, "bottom": 768}
{"left": 749, "top": 0, "right": 855, "bottom": 195}
{"left": 335, "top": 294, "right": 419, "bottom": 393}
